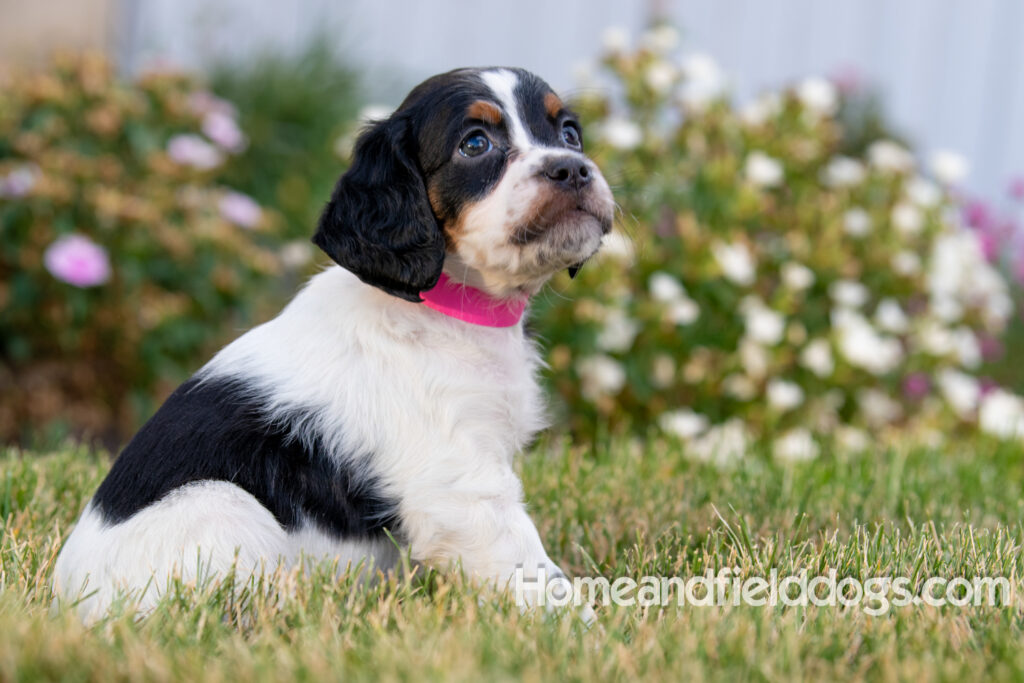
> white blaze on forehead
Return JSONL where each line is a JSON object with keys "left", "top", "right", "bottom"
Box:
{"left": 481, "top": 69, "right": 533, "bottom": 150}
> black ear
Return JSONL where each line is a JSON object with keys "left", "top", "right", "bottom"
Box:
{"left": 314, "top": 115, "right": 444, "bottom": 302}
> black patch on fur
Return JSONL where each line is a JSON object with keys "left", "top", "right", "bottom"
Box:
{"left": 92, "top": 375, "right": 399, "bottom": 540}
{"left": 314, "top": 113, "right": 446, "bottom": 302}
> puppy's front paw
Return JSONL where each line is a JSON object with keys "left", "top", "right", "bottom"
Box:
{"left": 512, "top": 564, "right": 596, "bottom": 626}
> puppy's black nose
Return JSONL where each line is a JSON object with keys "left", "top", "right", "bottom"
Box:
{"left": 542, "top": 156, "right": 591, "bottom": 191}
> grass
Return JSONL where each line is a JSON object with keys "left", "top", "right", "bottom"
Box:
{"left": 2, "top": 435, "right": 1024, "bottom": 681}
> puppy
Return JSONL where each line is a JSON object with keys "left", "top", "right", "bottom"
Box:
{"left": 53, "top": 67, "right": 614, "bottom": 621}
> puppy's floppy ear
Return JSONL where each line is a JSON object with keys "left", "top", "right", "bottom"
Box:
{"left": 314, "top": 115, "right": 444, "bottom": 302}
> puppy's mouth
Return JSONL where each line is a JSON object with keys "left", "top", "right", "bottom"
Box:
{"left": 509, "top": 193, "right": 613, "bottom": 246}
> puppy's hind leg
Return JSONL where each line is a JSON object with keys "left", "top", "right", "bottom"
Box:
{"left": 54, "top": 481, "right": 289, "bottom": 623}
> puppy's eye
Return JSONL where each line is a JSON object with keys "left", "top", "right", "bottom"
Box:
{"left": 459, "top": 133, "right": 492, "bottom": 158}
{"left": 562, "top": 123, "right": 582, "bottom": 148}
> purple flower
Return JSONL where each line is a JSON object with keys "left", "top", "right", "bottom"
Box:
{"left": 218, "top": 191, "right": 262, "bottom": 228}
{"left": 43, "top": 234, "right": 111, "bottom": 287}
{"left": 903, "top": 373, "right": 931, "bottom": 400}
{"left": 167, "top": 134, "right": 223, "bottom": 170}
{"left": 0, "top": 165, "right": 39, "bottom": 198}
{"left": 202, "top": 111, "right": 247, "bottom": 153}
{"left": 1009, "top": 177, "right": 1024, "bottom": 201}
{"left": 963, "top": 199, "right": 994, "bottom": 231}
{"left": 978, "top": 335, "right": 1005, "bottom": 362}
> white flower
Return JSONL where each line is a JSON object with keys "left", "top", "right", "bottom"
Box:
{"left": 641, "top": 25, "right": 680, "bottom": 53}
{"left": 645, "top": 61, "right": 677, "bottom": 93}
{"left": 781, "top": 262, "right": 815, "bottom": 290}
{"left": 953, "top": 327, "right": 981, "bottom": 368}
{"left": 713, "top": 241, "right": 756, "bottom": 285}
{"left": 868, "top": 140, "right": 915, "bottom": 173}
{"left": 601, "top": 118, "right": 643, "bottom": 150}
{"left": 358, "top": 104, "right": 394, "bottom": 122}
{"left": 829, "top": 279, "right": 870, "bottom": 308}
{"left": 744, "top": 151, "right": 784, "bottom": 188}
{"left": 596, "top": 309, "right": 639, "bottom": 353}
{"left": 687, "top": 419, "right": 749, "bottom": 465}
{"left": 858, "top": 388, "right": 903, "bottom": 426}
{"left": 649, "top": 272, "right": 685, "bottom": 302}
{"left": 800, "top": 339, "right": 835, "bottom": 377}
{"left": 928, "top": 231, "right": 1011, "bottom": 328}
{"left": 739, "top": 338, "right": 769, "bottom": 379}
{"left": 679, "top": 53, "right": 728, "bottom": 110}
{"left": 917, "top": 320, "right": 957, "bottom": 357}
{"left": 891, "top": 202, "right": 924, "bottom": 235}
{"left": 875, "top": 298, "right": 909, "bottom": 334}
{"left": 979, "top": 390, "right": 1024, "bottom": 440}
{"left": 905, "top": 177, "right": 941, "bottom": 208}
{"left": 648, "top": 272, "right": 698, "bottom": 325}
{"left": 773, "top": 428, "right": 819, "bottom": 462}
{"left": 571, "top": 61, "right": 598, "bottom": 89}
{"left": 601, "top": 26, "right": 630, "bottom": 53}
{"left": 892, "top": 250, "right": 921, "bottom": 276}
{"left": 0, "top": 164, "right": 38, "bottom": 198}
{"left": 929, "top": 149, "right": 969, "bottom": 185}
{"left": 723, "top": 374, "right": 757, "bottom": 400}
{"left": 835, "top": 426, "right": 870, "bottom": 453}
{"left": 659, "top": 409, "right": 709, "bottom": 440}
{"left": 767, "top": 379, "right": 804, "bottom": 411}
{"left": 668, "top": 299, "right": 700, "bottom": 325}
{"left": 930, "top": 295, "right": 963, "bottom": 323}
{"left": 822, "top": 156, "right": 866, "bottom": 187}
{"left": 600, "top": 231, "right": 635, "bottom": 263}
{"left": 740, "top": 92, "right": 782, "bottom": 126}
{"left": 650, "top": 354, "right": 676, "bottom": 388}
{"left": 796, "top": 77, "right": 838, "bottom": 117}
{"left": 843, "top": 208, "right": 872, "bottom": 237}
{"left": 741, "top": 297, "right": 784, "bottom": 345}
{"left": 936, "top": 369, "right": 980, "bottom": 418}
{"left": 833, "top": 309, "right": 903, "bottom": 375}
{"left": 577, "top": 354, "right": 626, "bottom": 400}
{"left": 280, "top": 240, "right": 313, "bottom": 269}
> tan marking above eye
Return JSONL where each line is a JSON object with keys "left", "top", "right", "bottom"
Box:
{"left": 543, "top": 92, "right": 563, "bottom": 119}
{"left": 467, "top": 100, "right": 503, "bottom": 125}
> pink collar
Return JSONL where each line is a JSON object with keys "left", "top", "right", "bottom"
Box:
{"left": 420, "top": 272, "right": 528, "bottom": 327}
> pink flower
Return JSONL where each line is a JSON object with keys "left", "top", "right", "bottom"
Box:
{"left": 202, "top": 111, "right": 247, "bottom": 153}
{"left": 976, "top": 230, "right": 998, "bottom": 263}
{"left": 218, "top": 191, "right": 262, "bottom": 228}
{"left": 167, "top": 134, "right": 223, "bottom": 170}
{"left": 903, "top": 373, "right": 931, "bottom": 400}
{"left": 1009, "top": 177, "right": 1024, "bottom": 201}
{"left": 187, "top": 90, "right": 237, "bottom": 118}
{"left": 44, "top": 234, "right": 111, "bottom": 287}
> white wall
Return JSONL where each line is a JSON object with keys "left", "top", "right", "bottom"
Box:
{"left": 123, "top": 0, "right": 1024, "bottom": 199}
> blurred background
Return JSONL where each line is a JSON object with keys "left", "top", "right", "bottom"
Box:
{"left": 2, "top": 0, "right": 1023, "bottom": 458}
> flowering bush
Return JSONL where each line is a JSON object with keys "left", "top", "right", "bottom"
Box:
{"left": 0, "top": 54, "right": 293, "bottom": 443}
{"left": 534, "top": 27, "right": 1022, "bottom": 457}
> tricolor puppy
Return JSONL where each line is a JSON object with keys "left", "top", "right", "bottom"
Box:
{"left": 54, "top": 67, "right": 614, "bottom": 621}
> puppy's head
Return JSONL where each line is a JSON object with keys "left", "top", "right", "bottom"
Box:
{"left": 314, "top": 67, "right": 614, "bottom": 301}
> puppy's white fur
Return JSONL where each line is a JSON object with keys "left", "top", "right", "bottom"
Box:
{"left": 54, "top": 267, "right": 560, "bottom": 620}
